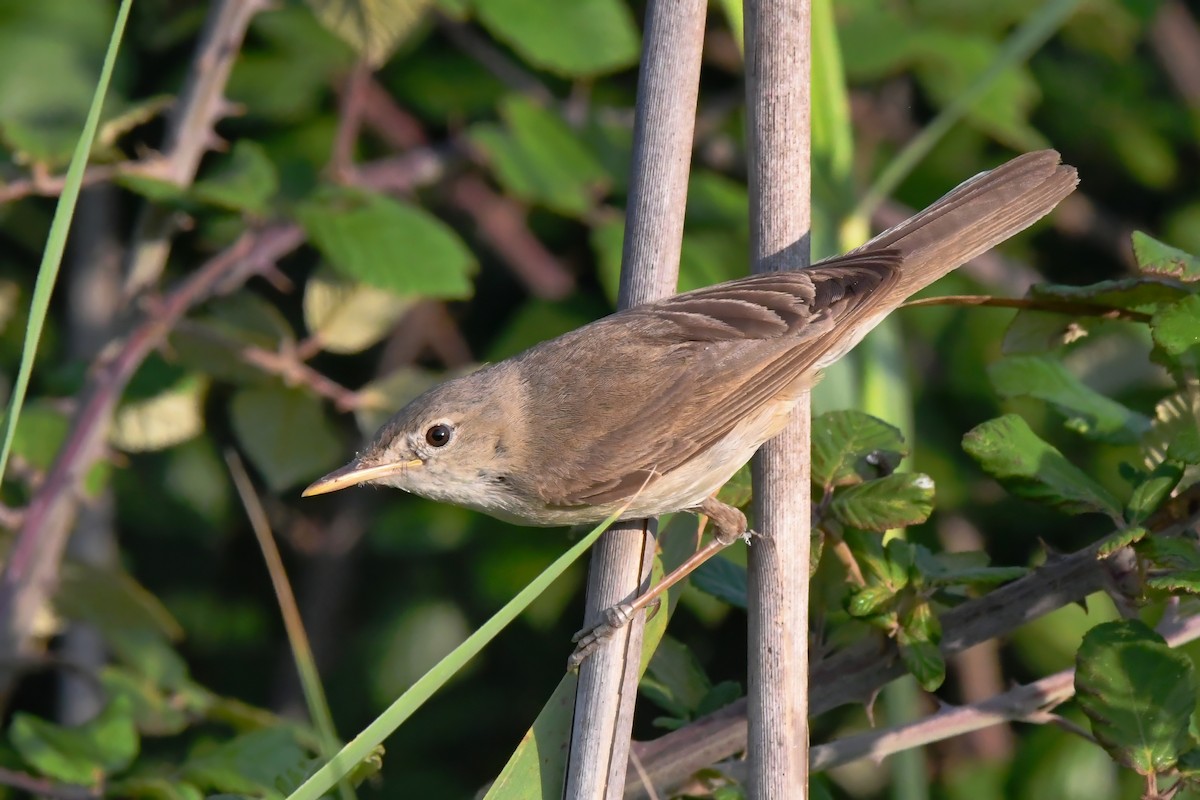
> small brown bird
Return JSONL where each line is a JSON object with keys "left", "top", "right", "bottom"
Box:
{"left": 304, "top": 151, "right": 1076, "bottom": 546}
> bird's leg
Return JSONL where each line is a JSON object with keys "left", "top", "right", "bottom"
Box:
{"left": 567, "top": 496, "right": 755, "bottom": 670}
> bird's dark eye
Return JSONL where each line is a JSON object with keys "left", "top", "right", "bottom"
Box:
{"left": 425, "top": 424, "right": 453, "bottom": 447}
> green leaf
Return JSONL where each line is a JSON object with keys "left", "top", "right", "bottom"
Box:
{"left": 295, "top": 186, "right": 476, "bottom": 297}
{"left": 1151, "top": 295, "right": 1200, "bottom": 359}
{"left": 230, "top": 385, "right": 344, "bottom": 491}
{"left": 897, "top": 598, "right": 945, "bottom": 691}
{"left": 962, "top": 414, "right": 1123, "bottom": 519}
{"left": 1127, "top": 462, "right": 1184, "bottom": 524}
{"left": 191, "top": 140, "right": 279, "bottom": 215}
{"left": 690, "top": 555, "right": 747, "bottom": 609}
{"left": 100, "top": 668, "right": 190, "bottom": 737}
{"left": 10, "top": 697, "right": 139, "bottom": 785}
{"left": 1132, "top": 231, "right": 1200, "bottom": 282}
{"left": 913, "top": 548, "right": 1028, "bottom": 588}
{"left": 811, "top": 410, "right": 908, "bottom": 488}
{"left": 988, "top": 355, "right": 1151, "bottom": 443}
{"left": 302, "top": 265, "right": 415, "bottom": 354}
{"left": 1076, "top": 620, "right": 1195, "bottom": 775}
{"left": 846, "top": 583, "right": 896, "bottom": 618}
{"left": 1097, "top": 525, "right": 1148, "bottom": 559}
{"left": 469, "top": 96, "right": 611, "bottom": 218}
{"left": 641, "top": 636, "right": 712, "bottom": 721}
{"left": 830, "top": 473, "right": 934, "bottom": 532}
{"left": 111, "top": 373, "right": 207, "bottom": 452}
{"left": 1002, "top": 310, "right": 1094, "bottom": 354}
{"left": 55, "top": 562, "right": 183, "bottom": 642}
{"left": 307, "top": 0, "right": 432, "bottom": 66}
{"left": 182, "top": 727, "right": 312, "bottom": 796}
{"left": 474, "top": 0, "right": 639, "bottom": 78}
{"left": 1031, "top": 278, "right": 1191, "bottom": 313}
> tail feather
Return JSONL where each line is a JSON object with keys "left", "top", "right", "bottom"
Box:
{"left": 847, "top": 149, "right": 1078, "bottom": 303}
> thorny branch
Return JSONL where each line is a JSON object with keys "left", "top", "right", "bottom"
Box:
{"left": 624, "top": 484, "right": 1200, "bottom": 798}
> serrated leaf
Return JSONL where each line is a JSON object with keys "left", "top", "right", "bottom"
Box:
{"left": 1146, "top": 572, "right": 1200, "bottom": 594}
{"left": 295, "top": 186, "right": 475, "bottom": 297}
{"left": 1097, "top": 525, "right": 1148, "bottom": 559}
{"left": 811, "top": 410, "right": 908, "bottom": 488}
{"left": 11, "top": 697, "right": 139, "bottom": 785}
{"left": 307, "top": 0, "right": 431, "bottom": 66}
{"left": 230, "top": 385, "right": 343, "bottom": 491}
{"left": 475, "top": 0, "right": 639, "bottom": 78}
{"left": 898, "top": 599, "right": 944, "bottom": 691}
{"left": 846, "top": 582, "right": 896, "bottom": 618}
{"left": 1132, "top": 231, "right": 1200, "bottom": 282}
{"left": 1151, "top": 295, "right": 1200, "bottom": 359}
{"left": 690, "top": 555, "right": 747, "bottom": 609}
{"left": 962, "top": 414, "right": 1123, "bottom": 519}
{"left": 1143, "top": 392, "right": 1200, "bottom": 469}
{"left": 641, "top": 636, "right": 712, "bottom": 720}
{"left": 191, "top": 141, "right": 279, "bottom": 215}
{"left": 1031, "top": 278, "right": 1191, "bottom": 313}
{"left": 898, "top": 634, "right": 945, "bottom": 693}
{"left": 112, "top": 374, "right": 207, "bottom": 452}
{"left": 914, "top": 547, "right": 1028, "bottom": 588}
{"left": 1127, "top": 462, "right": 1184, "bottom": 524}
{"left": 302, "top": 266, "right": 414, "bottom": 354}
{"left": 181, "top": 727, "right": 312, "bottom": 796}
{"left": 830, "top": 473, "right": 934, "bottom": 532}
{"left": 469, "top": 96, "right": 611, "bottom": 218}
{"left": 988, "top": 355, "right": 1151, "bottom": 444}
{"left": 1076, "top": 620, "right": 1195, "bottom": 774}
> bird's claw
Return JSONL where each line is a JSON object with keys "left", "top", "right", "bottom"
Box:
{"left": 567, "top": 602, "right": 635, "bottom": 670}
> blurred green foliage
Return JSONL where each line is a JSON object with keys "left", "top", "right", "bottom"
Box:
{"left": 0, "top": 0, "right": 1197, "bottom": 797}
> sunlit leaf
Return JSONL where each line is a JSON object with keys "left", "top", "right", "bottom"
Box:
{"left": 1076, "top": 620, "right": 1195, "bottom": 775}
{"left": 307, "top": 0, "right": 431, "bottom": 66}
{"left": 811, "top": 410, "right": 908, "bottom": 488}
{"left": 296, "top": 186, "right": 475, "bottom": 298}
{"left": 830, "top": 473, "right": 934, "bottom": 532}
{"left": 11, "top": 697, "right": 139, "bottom": 785}
{"left": 988, "top": 355, "right": 1151, "bottom": 444}
{"left": 962, "top": 414, "right": 1122, "bottom": 519}
{"left": 302, "top": 265, "right": 414, "bottom": 354}
{"left": 469, "top": 95, "right": 611, "bottom": 218}
{"left": 475, "top": 0, "right": 639, "bottom": 78}
{"left": 1131, "top": 231, "right": 1200, "bottom": 283}
{"left": 112, "top": 374, "right": 207, "bottom": 452}
{"left": 1151, "top": 294, "right": 1200, "bottom": 359}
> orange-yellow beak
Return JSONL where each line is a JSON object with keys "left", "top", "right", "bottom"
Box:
{"left": 301, "top": 458, "right": 423, "bottom": 497}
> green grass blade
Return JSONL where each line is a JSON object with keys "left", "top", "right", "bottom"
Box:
{"left": 284, "top": 511, "right": 620, "bottom": 800}
{"left": 0, "top": 0, "right": 134, "bottom": 488}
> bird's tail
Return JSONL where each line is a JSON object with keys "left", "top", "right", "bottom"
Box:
{"left": 851, "top": 149, "right": 1078, "bottom": 304}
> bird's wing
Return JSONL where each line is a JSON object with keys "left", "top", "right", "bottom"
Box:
{"left": 531, "top": 254, "right": 901, "bottom": 507}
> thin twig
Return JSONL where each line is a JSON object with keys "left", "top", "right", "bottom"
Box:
{"left": 330, "top": 60, "right": 373, "bottom": 182}
{"left": 0, "top": 224, "right": 305, "bottom": 686}
{"left": 175, "top": 319, "right": 361, "bottom": 411}
{"left": 0, "top": 766, "right": 100, "bottom": 800}
{"left": 122, "top": 0, "right": 269, "bottom": 297}
{"left": 902, "top": 294, "right": 1154, "bottom": 323}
